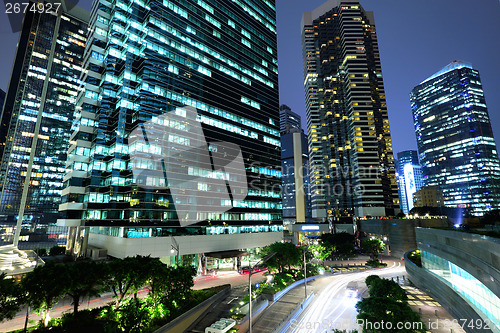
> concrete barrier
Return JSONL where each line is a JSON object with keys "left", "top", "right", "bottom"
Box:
{"left": 154, "top": 285, "right": 231, "bottom": 333}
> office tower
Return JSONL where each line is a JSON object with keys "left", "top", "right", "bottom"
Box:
{"left": 395, "top": 150, "right": 423, "bottom": 214}
{"left": 0, "top": 2, "right": 88, "bottom": 234}
{"left": 411, "top": 61, "right": 500, "bottom": 216}
{"left": 301, "top": 0, "right": 399, "bottom": 219}
{"left": 413, "top": 186, "right": 444, "bottom": 208}
{"left": 281, "top": 105, "right": 311, "bottom": 226}
{"left": 280, "top": 104, "right": 301, "bottom": 134}
{"left": 58, "top": 0, "right": 282, "bottom": 258}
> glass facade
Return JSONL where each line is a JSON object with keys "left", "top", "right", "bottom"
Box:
{"left": 58, "top": 0, "right": 281, "bottom": 247}
{"left": 395, "top": 150, "right": 423, "bottom": 214}
{"left": 411, "top": 61, "right": 500, "bottom": 216}
{"left": 0, "top": 3, "right": 88, "bottom": 225}
{"left": 422, "top": 250, "right": 500, "bottom": 331}
{"left": 279, "top": 104, "right": 301, "bottom": 134}
{"left": 301, "top": 1, "right": 399, "bottom": 218}
{"left": 280, "top": 106, "right": 311, "bottom": 223}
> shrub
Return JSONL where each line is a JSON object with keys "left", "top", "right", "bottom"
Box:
{"left": 365, "top": 259, "right": 387, "bottom": 268}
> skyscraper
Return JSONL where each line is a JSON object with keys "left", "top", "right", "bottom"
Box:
{"left": 301, "top": 0, "right": 399, "bottom": 219}
{"left": 279, "top": 104, "right": 301, "bottom": 134}
{"left": 280, "top": 105, "right": 311, "bottom": 225}
{"left": 58, "top": 0, "right": 282, "bottom": 258}
{"left": 395, "top": 150, "right": 423, "bottom": 214}
{"left": 411, "top": 61, "right": 500, "bottom": 216}
{"left": 0, "top": 2, "right": 88, "bottom": 232}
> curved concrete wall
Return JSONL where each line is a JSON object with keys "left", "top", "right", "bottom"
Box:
{"left": 405, "top": 251, "right": 494, "bottom": 333}
{"left": 415, "top": 228, "right": 500, "bottom": 299}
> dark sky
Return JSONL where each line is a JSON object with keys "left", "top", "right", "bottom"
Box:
{"left": 1, "top": 0, "right": 499, "bottom": 155}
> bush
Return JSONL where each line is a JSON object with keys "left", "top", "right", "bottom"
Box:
{"left": 407, "top": 250, "right": 422, "bottom": 267}
{"left": 365, "top": 259, "right": 387, "bottom": 268}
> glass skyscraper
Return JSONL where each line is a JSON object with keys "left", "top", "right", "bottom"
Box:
{"left": 58, "top": 0, "right": 281, "bottom": 256}
{"left": 279, "top": 104, "right": 301, "bottom": 134}
{"left": 280, "top": 106, "right": 311, "bottom": 224}
{"left": 0, "top": 2, "right": 88, "bottom": 230}
{"left": 411, "top": 61, "right": 500, "bottom": 216}
{"left": 301, "top": 0, "right": 399, "bottom": 219}
{"left": 395, "top": 150, "right": 423, "bottom": 214}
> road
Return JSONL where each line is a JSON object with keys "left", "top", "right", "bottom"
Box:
{"left": 287, "top": 262, "right": 406, "bottom": 333}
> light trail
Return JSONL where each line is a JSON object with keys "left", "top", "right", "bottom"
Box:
{"left": 290, "top": 262, "right": 405, "bottom": 333}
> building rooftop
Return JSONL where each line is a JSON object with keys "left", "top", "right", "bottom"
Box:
{"left": 420, "top": 60, "right": 473, "bottom": 84}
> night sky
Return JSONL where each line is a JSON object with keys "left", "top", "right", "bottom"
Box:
{"left": 0, "top": 0, "right": 499, "bottom": 155}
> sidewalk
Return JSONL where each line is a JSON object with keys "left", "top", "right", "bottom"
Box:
{"left": 402, "top": 286, "right": 466, "bottom": 333}
{"left": 251, "top": 284, "right": 307, "bottom": 333}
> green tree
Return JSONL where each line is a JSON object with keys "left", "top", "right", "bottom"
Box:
{"left": 364, "top": 275, "right": 381, "bottom": 287}
{"left": 157, "top": 265, "right": 196, "bottom": 311}
{"left": 104, "top": 255, "right": 154, "bottom": 305}
{"left": 0, "top": 273, "right": 22, "bottom": 322}
{"left": 361, "top": 238, "right": 385, "bottom": 260}
{"left": 367, "top": 278, "right": 407, "bottom": 301}
{"left": 65, "top": 260, "right": 107, "bottom": 314}
{"left": 356, "top": 276, "right": 425, "bottom": 333}
{"left": 22, "top": 262, "right": 68, "bottom": 326}
{"left": 320, "top": 232, "right": 355, "bottom": 258}
{"left": 356, "top": 297, "right": 425, "bottom": 333}
{"left": 116, "top": 297, "right": 151, "bottom": 333}
{"left": 261, "top": 242, "right": 302, "bottom": 273}
{"left": 308, "top": 244, "right": 332, "bottom": 261}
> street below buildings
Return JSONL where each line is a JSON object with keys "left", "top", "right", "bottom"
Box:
{"left": 284, "top": 262, "right": 406, "bottom": 333}
{"left": 0, "top": 269, "right": 266, "bottom": 333}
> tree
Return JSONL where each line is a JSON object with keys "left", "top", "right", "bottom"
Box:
{"left": 103, "top": 256, "right": 153, "bottom": 305}
{"left": 356, "top": 297, "right": 425, "bottom": 333}
{"left": 0, "top": 273, "right": 22, "bottom": 322}
{"left": 320, "top": 232, "right": 355, "bottom": 258}
{"left": 156, "top": 265, "right": 196, "bottom": 311}
{"left": 361, "top": 238, "right": 385, "bottom": 260}
{"left": 22, "top": 262, "right": 68, "bottom": 326}
{"left": 367, "top": 278, "right": 407, "bottom": 302}
{"left": 364, "top": 275, "right": 381, "bottom": 287}
{"left": 65, "top": 261, "right": 107, "bottom": 314}
{"left": 356, "top": 276, "right": 425, "bottom": 333}
{"left": 260, "top": 242, "right": 302, "bottom": 273}
{"left": 308, "top": 244, "right": 332, "bottom": 261}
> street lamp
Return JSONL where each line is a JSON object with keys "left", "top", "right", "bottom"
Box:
{"left": 249, "top": 252, "right": 276, "bottom": 333}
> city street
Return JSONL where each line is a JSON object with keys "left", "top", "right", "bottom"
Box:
{"left": 288, "top": 262, "right": 406, "bottom": 333}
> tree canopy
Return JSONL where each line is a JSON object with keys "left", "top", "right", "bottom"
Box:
{"left": 361, "top": 238, "right": 385, "bottom": 260}
{"left": 0, "top": 273, "right": 22, "bottom": 322}
{"left": 356, "top": 276, "right": 425, "bottom": 333}
{"left": 261, "top": 242, "right": 302, "bottom": 273}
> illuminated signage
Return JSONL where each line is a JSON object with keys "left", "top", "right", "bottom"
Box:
{"left": 404, "top": 163, "right": 416, "bottom": 211}
{"left": 301, "top": 225, "right": 320, "bottom": 231}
